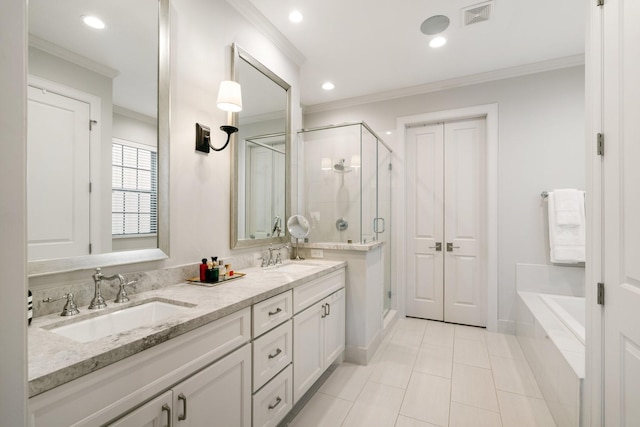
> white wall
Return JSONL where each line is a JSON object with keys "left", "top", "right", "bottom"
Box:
{"left": 168, "top": 0, "right": 301, "bottom": 266}
{"left": 6, "top": 0, "right": 300, "bottom": 411}
{"left": 304, "top": 66, "right": 585, "bottom": 329}
{"left": 23, "top": 0, "right": 301, "bottom": 289}
{"left": 0, "top": 0, "right": 28, "bottom": 423}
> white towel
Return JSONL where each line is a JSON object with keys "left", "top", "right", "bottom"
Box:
{"left": 548, "top": 189, "right": 585, "bottom": 264}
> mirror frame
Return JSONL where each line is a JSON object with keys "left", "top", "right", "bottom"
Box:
{"left": 28, "top": 0, "right": 170, "bottom": 277}
{"left": 230, "top": 43, "right": 291, "bottom": 249}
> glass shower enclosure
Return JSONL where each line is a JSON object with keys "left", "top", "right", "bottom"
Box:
{"left": 296, "top": 122, "right": 393, "bottom": 313}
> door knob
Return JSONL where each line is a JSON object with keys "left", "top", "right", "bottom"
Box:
{"left": 446, "top": 242, "right": 460, "bottom": 252}
{"left": 428, "top": 242, "right": 442, "bottom": 251}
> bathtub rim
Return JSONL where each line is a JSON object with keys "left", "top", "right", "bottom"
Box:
{"left": 538, "top": 293, "right": 586, "bottom": 345}
{"left": 517, "top": 290, "right": 585, "bottom": 379}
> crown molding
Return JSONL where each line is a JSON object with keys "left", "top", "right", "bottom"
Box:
{"left": 304, "top": 54, "right": 585, "bottom": 114}
{"left": 29, "top": 35, "right": 120, "bottom": 79}
{"left": 226, "top": 0, "right": 306, "bottom": 67}
{"left": 113, "top": 105, "right": 157, "bottom": 124}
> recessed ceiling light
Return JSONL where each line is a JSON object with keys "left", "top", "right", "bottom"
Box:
{"left": 385, "top": 131, "right": 392, "bottom": 135}
{"left": 289, "top": 11, "right": 303, "bottom": 23}
{"left": 82, "top": 15, "right": 105, "bottom": 29}
{"left": 429, "top": 36, "right": 447, "bottom": 48}
{"left": 322, "top": 82, "right": 335, "bottom": 91}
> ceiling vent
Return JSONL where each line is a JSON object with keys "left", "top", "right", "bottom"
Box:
{"left": 462, "top": 1, "right": 492, "bottom": 26}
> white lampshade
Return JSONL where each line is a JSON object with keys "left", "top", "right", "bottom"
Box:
{"left": 217, "top": 80, "right": 242, "bottom": 112}
{"left": 321, "top": 157, "right": 332, "bottom": 170}
{"left": 350, "top": 154, "right": 361, "bottom": 168}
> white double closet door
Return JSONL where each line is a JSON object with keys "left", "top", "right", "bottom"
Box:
{"left": 406, "top": 118, "right": 487, "bottom": 327}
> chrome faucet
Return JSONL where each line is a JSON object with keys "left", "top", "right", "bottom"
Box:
{"left": 90, "top": 268, "right": 126, "bottom": 309}
{"left": 266, "top": 244, "right": 290, "bottom": 266}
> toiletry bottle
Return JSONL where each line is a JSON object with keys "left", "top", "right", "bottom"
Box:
{"left": 199, "top": 258, "right": 208, "bottom": 282}
{"left": 219, "top": 260, "right": 227, "bottom": 280}
{"left": 206, "top": 259, "right": 214, "bottom": 282}
{"left": 28, "top": 290, "right": 33, "bottom": 326}
{"left": 212, "top": 257, "right": 219, "bottom": 282}
{"left": 226, "top": 264, "right": 233, "bottom": 277}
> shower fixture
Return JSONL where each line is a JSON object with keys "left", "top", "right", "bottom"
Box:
{"left": 333, "top": 158, "right": 353, "bottom": 173}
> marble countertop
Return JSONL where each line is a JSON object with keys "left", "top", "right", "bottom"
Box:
{"left": 298, "top": 241, "right": 384, "bottom": 251}
{"left": 28, "top": 260, "right": 346, "bottom": 398}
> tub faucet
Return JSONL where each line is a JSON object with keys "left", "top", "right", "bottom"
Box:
{"left": 90, "top": 268, "right": 124, "bottom": 309}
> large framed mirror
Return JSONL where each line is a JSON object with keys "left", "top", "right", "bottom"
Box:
{"left": 27, "top": 0, "right": 170, "bottom": 276}
{"left": 230, "top": 44, "right": 291, "bottom": 249}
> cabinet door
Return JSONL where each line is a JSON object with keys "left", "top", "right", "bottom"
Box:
{"left": 293, "top": 301, "right": 324, "bottom": 403}
{"left": 108, "top": 391, "right": 172, "bottom": 427}
{"left": 323, "top": 288, "right": 346, "bottom": 367}
{"left": 172, "top": 343, "right": 251, "bottom": 427}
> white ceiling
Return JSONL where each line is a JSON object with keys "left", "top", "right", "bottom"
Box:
{"left": 245, "top": 0, "right": 586, "bottom": 107}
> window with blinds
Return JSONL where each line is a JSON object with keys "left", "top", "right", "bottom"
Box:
{"left": 112, "top": 139, "right": 157, "bottom": 236}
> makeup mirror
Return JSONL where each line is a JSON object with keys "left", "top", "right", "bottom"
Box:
{"left": 287, "top": 215, "right": 310, "bottom": 260}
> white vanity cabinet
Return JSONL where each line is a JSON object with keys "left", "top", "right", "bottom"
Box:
{"left": 109, "top": 344, "right": 251, "bottom": 426}
{"left": 251, "top": 291, "right": 294, "bottom": 427}
{"left": 292, "top": 270, "right": 346, "bottom": 403}
{"left": 28, "top": 308, "right": 252, "bottom": 427}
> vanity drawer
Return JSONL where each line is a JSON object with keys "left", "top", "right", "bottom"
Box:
{"left": 252, "top": 364, "right": 293, "bottom": 427}
{"left": 253, "top": 290, "right": 292, "bottom": 337}
{"left": 253, "top": 319, "right": 292, "bottom": 392}
{"left": 293, "top": 269, "right": 345, "bottom": 314}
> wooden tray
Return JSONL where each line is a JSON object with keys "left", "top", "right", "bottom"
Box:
{"left": 187, "top": 272, "right": 246, "bottom": 287}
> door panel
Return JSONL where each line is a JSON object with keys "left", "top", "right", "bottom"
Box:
{"left": 27, "top": 85, "right": 91, "bottom": 260}
{"left": 444, "top": 119, "right": 486, "bottom": 327}
{"left": 406, "top": 124, "right": 444, "bottom": 320}
{"left": 602, "top": 0, "right": 640, "bottom": 423}
{"left": 171, "top": 344, "right": 251, "bottom": 426}
{"left": 406, "top": 119, "right": 486, "bottom": 327}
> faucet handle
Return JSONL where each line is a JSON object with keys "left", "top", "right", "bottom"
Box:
{"left": 114, "top": 279, "right": 137, "bottom": 303}
{"left": 275, "top": 252, "right": 283, "bottom": 265}
{"left": 43, "top": 293, "right": 80, "bottom": 316}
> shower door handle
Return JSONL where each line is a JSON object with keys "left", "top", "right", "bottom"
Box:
{"left": 373, "top": 218, "right": 385, "bottom": 234}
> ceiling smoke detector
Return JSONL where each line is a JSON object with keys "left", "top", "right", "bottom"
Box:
{"left": 462, "top": 2, "right": 492, "bottom": 26}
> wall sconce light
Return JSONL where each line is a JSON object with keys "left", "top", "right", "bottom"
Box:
{"left": 195, "top": 80, "right": 242, "bottom": 153}
{"left": 321, "top": 157, "right": 333, "bottom": 171}
{"left": 350, "top": 154, "right": 361, "bottom": 169}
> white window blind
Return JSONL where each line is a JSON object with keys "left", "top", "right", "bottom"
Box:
{"left": 112, "top": 139, "right": 157, "bottom": 236}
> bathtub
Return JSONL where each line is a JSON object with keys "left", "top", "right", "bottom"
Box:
{"left": 516, "top": 291, "right": 585, "bottom": 427}
{"left": 539, "top": 293, "right": 585, "bottom": 345}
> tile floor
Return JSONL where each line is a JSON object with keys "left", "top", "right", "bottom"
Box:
{"left": 285, "top": 317, "right": 556, "bottom": 427}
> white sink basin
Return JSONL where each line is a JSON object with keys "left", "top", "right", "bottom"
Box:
{"left": 49, "top": 300, "right": 192, "bottom": 343}
{"left": 266, "top": 263, "right": 321, "bottom": 274}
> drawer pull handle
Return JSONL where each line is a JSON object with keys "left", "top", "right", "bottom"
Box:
{"left": 268, "top": 348, "right": 282, "bottom": 359}
{"left": 268, "top": 396, "right": 282, "bottom": 410}
{"left": 321, "top": 303, "right": 327, "bottom": 318}
{"left": 178, "top": 393, "right": 187, "bottom": 421}
{"left": 268, "top": 307, "right": 282, "bottom": 316}
{"left": 326, "top": 302, "right": 331, "bottom": 316}
{"left": 162, "top": 404, "right": 172, "bottom": 427}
